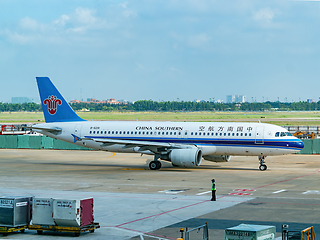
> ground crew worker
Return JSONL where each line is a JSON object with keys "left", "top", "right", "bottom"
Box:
{"left": 211, "top": 179, "right": 216, "bottom": 201}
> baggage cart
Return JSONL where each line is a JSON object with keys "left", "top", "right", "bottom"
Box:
{"left": 0, "top": 225, "right": 28, "bottom": 236}
{"left": 28, "top": 222, "right": 100, "bottom": 237}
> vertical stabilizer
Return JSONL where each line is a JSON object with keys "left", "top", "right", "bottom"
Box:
{"left": 36, "top": 77, "right": 85, "bottom": 123}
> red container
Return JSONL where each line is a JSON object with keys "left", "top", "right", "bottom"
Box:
{"left": 53, "top": 198, "right": 94, "bottom": 227}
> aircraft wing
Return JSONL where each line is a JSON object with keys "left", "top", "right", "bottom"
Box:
{"left": 91, "top": 138, "right": 172, "bottom": 148}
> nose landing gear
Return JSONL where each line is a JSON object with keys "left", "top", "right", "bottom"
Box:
{"left": 259, "top": 156, "right": 267, "bottom": 171}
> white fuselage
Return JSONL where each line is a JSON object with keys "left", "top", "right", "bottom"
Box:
{"left": 34, "top": 121, "right": 304, "bottom": 157}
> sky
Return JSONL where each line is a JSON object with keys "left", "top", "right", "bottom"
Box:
{"left": 1, "top": 0, "right": 320, "bottom": 103}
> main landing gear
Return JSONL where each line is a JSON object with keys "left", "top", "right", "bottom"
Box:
{"left": 259, "top": 156, "right": 267, "bottom": 171}
{"left": 149, "top": 154, "right": 162, "bottom": 170}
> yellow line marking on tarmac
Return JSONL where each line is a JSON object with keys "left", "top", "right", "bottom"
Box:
{"left": 20, "top": 169, "right": 87, "bottom": 172}
{"left": 107, "top": 152, "right": 116, "bottom": 158}
{"left": 121, "top": 168, "right": 146, "bottom": 171}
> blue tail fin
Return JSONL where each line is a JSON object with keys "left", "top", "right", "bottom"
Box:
{"left": 36, "top": 77, "right": 85, "bottom": 123}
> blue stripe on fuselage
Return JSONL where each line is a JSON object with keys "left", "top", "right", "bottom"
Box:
{"left": 85, "top": 136, "right": 304, "bottom": 150}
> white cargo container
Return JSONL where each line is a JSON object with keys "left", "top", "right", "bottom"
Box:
{"left": 53, "top": 198, "right": 94, "bottom": 227}
{"left": 32, "top": 198, "right": 55, "bottom": 226}
{"left": 0, "top": 196, "right": 32, "bottom": 227}
{"left": 225, "top": 224, "right": 276, "bottom": 240}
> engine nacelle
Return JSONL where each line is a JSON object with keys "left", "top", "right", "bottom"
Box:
{"left": 165, "top": 148, "right": 202, "bottom": 168}
{"left": 203, "top": 155, "right": 231, "bottom": 162}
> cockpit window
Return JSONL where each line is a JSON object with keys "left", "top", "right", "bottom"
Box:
{"left": 275, "top": 131, "right": 292, "bottom": 137}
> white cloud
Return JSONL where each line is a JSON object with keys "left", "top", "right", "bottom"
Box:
{"left": 253, "top": 8, "right": 276, "bottom": 23}
{"left": 188, "top": 33, "right": 211, "bottom": 47}
{"left": 74, "top": 7, "right": 97, "bottom": 25}
{"left": 53, "top": 15, "right": 70, "bottom": 26}
{"left": 20, "top": 17, "right": 41, "bottom": 31}
{"left": 5, "top": 31, "right": 35, "bottom": 44}
{"left": 119, "top": 2, "right": 137, "bottom": 18}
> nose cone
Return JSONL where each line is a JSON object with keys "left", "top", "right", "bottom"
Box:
{"left": 297, "top": 139, "right": 304, "bottom": 149}
{"left": 291, "top": 139, "right": 304, "bottom": 150}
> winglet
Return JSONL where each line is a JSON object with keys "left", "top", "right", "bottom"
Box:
{"left": 36, "top": 77, "right": 85, "bottom": 123}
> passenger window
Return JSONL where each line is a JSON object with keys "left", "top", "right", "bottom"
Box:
{"left": 216, "top": 133, "right": 218, "bottom": 136}
{"left": 245, "top": 133, "right": 247, "bottom": 136}
{"left": 139, "top": 132, "right": 141, "bottom": 135}
{"left": 127, "top": 131, "right": 129, "bottom": 134}
{"left": 241, "top": 133, "right": 243, "bottom": 136}
{"left": 236, "top": 133, "right": 239, "bottom": 136}
{"left": 170, "top": 132, "right": 172, "bottom": 135}
{"left": 184, "top": 132, "right": 186, "bottom": 135}
{"left": 162, "top": 132, "right": 165, "bottom": 135}
{"left": 195, "top": 132, "right": 197, "bottom": 135}
{"left": 93, "top": 131, "right": 96, "bottom": 134}
{"left": 108, "top": 131, "right": 111, "bottom": 134}
{"left": 275, "top": 132, "right": 279, "bottom": 137}
{"left": 174, "top": 132, "right": 176, "bottom": 135}
{"left": 150, "top": 132, "right": 152, "bottom": 135}
{"left": 166, "top": 132, "right": 168, "bottom": 135}
{"left": 89, "top": 131, "right": 92, "bottom": 134}
{"left": 224, "top": 133, "right": 226, "bottom": 136}
{"left": 146, "top": 132, "right": 148, "bottom": 135}
{"left": 228, "top": 133, "right": 230, "bottom": 136}
{"left": 142, "top": 132, "right": 145, "bottom": 135}
{"left": 135, "top": 131, "right": 137, "bottom": 134}
{"left": 131, "top": 131, "right": 133, "bottom": 134}
{"left": 116, "top": 131, "right": 118, "bottom": 134}
{"left": 119, "top": 131, "right": 122, "bottom": 134}
{"left": 191, "top": 132, "right": 193, "bottom": 135}
{"left": 220, "top": 133, "right": 222, "bottom": 136}
{"left": 199, "top": 132, "right": 201, "bottom": 136}
{"left": 104, "top": 131, "right": 107, "bottom": 134}
{"left": 249, "top": 133, "right": 251, "bottom": 136}
{"left": 232, "top": 133, "right": 234, "bottom": 136}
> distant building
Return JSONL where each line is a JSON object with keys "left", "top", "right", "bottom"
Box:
{"left": 226, "top": 95, "right": 246, "bottom": 103}
{"left": 307, "top": 99, "right": 313, "bottom": 103}
{"left": 70, "top": 98, "right": 127, "bottom": 105}
{"left": 11, "top": 97, "right": 32, "bottom": 104}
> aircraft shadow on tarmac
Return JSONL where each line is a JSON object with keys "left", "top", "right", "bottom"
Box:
{"left": 27, "top": 161, "right": 257, "bottom": 171}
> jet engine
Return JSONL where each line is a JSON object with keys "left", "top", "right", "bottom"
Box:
{"left": 161, "top": 148, "right": 202, "bottom": 168}
{"left": 203, "top": 155, "right": 231, "bottom": 162}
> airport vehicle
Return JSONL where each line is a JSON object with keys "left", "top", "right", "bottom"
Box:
{"left": 30, "top": 77, "right": 304, "bottom": 171}
{"left": 293, "top": 131, "right": 316, "bottom": 139}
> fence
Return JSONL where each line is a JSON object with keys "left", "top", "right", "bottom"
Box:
{"left": 0, "top": 136, "right": 318, "bottom": 154}
{"left": 0, "top": 135, "right": 91, "bottom": 150}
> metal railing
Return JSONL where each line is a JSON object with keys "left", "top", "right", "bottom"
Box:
{"left": 282, "top": 224, "right": 316, "bottom": 240}
{"left": 179, "top": 222, "right": 209, "bottom": 240}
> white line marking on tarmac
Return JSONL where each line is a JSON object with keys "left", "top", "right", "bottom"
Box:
{"left": 302, "top": 190, "right": 320, "bottom": 194}
{"left": 196, "top": 191, "right": 211, "bottom": 195}
{"left": 273, "top": 189, "right": 286, "bottom": 194}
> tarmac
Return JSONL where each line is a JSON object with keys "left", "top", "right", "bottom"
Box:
{"left": 0, "top": 149, "right": 319, "bottom": 239}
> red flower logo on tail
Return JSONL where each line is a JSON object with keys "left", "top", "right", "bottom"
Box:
{"left": 43, "top": 95, "right": 62, "bottom": 115}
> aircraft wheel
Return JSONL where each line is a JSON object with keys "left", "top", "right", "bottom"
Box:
{"left": 156, "top": 161, "right": 162, "bottom": 170}
{"left": 259, "top": 164, "right": 267, "bottom": 171}
{"left": 149, "top": 161, "right": 158, "bottom": 170}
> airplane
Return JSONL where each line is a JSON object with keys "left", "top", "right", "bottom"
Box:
{"left": 30, "top": 77, "right": 304, "bottom": 171}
